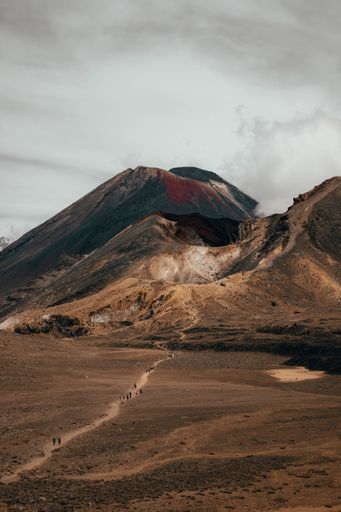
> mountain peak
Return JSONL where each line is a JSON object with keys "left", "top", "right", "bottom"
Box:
{"left": 170, "top": 166, "right": 225, "bottom": 184}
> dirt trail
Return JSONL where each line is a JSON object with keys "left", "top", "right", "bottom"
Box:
{"left": 1, "top": 352, "right": 171, "bottom": 484}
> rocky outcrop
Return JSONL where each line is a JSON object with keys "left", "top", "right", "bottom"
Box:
{"left": 14, "top": 314, "right": 88, "bottom": 337}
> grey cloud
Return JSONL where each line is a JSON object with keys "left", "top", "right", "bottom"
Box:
{"left": 0, "top": 152, "right": 107, "bottom": 179}
{"left": 1, "top": 0, "right": 341, "bottom": 238}
{"left": 2, "top": 1, "right": 339, "bottom": 79}
{"left": 0, "top": 152, "right": 78, "bottom": 171}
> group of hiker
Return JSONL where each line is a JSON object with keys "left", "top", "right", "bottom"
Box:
{"left": 119, "top": 351, "right": 175, "bottom": 403}
{"left": 51, "top": 350, "right": 176, "bottom": 448}
{"left": 120, "top": 386, "right": 143, "bottom": 402}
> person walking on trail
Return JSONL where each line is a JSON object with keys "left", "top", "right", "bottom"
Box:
{"left": 58, "top": 437, "right": 61, "bottom": 445}
{"left": 52, "top": 438, "right": 56, "bottom": 446}
{"left": 140, "top": 389, "right": 143, "bottom": 394}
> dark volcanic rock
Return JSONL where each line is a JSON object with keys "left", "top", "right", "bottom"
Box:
{"left": 14, "top": 314, "right": 88, "bottom": 337}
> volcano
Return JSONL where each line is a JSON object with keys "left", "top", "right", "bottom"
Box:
{"left": 0, "top": 166, "right": 256, "bottom": 318}
{"left": 0, "top": 170, "right": 340, "bottom": 372}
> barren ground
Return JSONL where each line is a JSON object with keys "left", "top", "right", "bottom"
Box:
{"left": 0, "top": 332, "right": 340, "bottom": 511}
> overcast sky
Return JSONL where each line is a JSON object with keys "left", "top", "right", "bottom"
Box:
{"left": 1, "top": 0, "right": 341, "bottom": 238}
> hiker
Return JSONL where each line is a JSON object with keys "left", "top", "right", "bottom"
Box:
{"left": 58, "top": 437, "right": 61, "bottom": 445}
{"left": 126, "top": 394, "right": 129, "bottom": 400}
{"left": 140, "top": 389, "right": 143, "bottom": 394}
{"left": 129, "top": 391, "right": 132, "bottom": 399}
{"left": 52, "top": 438, "right": 56, "bottom": 446}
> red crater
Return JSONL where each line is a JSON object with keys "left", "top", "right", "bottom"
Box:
{"left": 160, "top": 170, "right": 222, "bottom": 206}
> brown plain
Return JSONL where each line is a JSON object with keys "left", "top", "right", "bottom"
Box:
{"left": 0, "top": 332, "right": 340, "bottom": 512}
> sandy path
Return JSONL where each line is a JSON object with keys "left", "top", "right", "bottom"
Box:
{"left": 1, "top": 352, "right": 171, "bottom": 484}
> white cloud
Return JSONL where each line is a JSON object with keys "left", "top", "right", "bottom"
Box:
{"left": 227, "top": 109, "right": 341, "bottom": 214}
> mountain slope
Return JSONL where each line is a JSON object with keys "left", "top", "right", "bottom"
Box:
{"left": 0, "top": 211, "right": 244, "bottom": 319}
{"left": 0, "top": 166, "right": 257, "bottom": 318}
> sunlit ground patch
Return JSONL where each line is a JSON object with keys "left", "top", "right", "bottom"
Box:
{"left": 265, "top": 366, "right": 325, "bottom": 382}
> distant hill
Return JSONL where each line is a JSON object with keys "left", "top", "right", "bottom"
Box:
{"left": 0, "top": 237, "right": 10, "bottom": 252}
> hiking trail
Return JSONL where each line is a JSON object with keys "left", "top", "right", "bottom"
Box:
{"left": 1, "top": 351, "right": 172, "bottom": 484}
